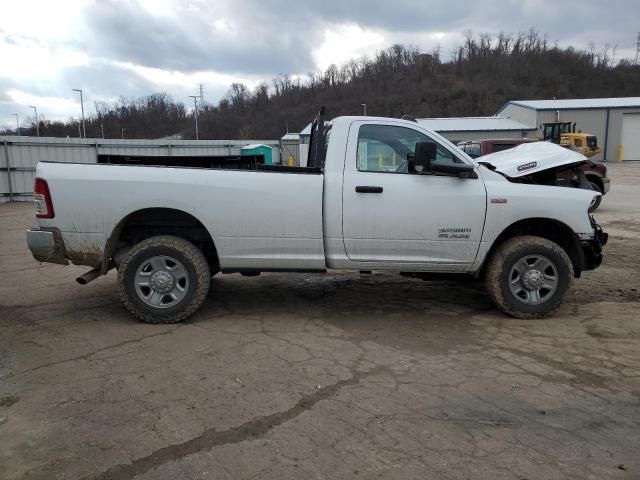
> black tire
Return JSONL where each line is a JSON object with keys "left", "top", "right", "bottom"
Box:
{"left": 485, "top": 235, "right": 572, "bottom": 319}
{"left": 117, "top": 235, "right": 210, "bottom": 324}
{"left": 588, "top": 181, "right": 602, "bottom": 212}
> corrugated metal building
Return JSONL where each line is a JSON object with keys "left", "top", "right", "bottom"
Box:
{"left": 280, "top": 133, "right": 301, "bottom": 165}
{"left": 498, "top": 97, "right": 640, "bottom": 161}
{"left": 280, "top": 124, "right": 312, "bottom": 167}
{"left": 416, "top": 116, "right": 536, "bottom": 144}
{"left": 0, "top": 136, "right": 279, "bottom": 203}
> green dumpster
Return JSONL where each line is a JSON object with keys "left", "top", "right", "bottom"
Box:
{"left": 241, "top": 144, "right": 273, "bottom": 165}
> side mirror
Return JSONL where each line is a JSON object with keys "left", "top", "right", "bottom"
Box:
{"left": 430, "top": 161, "right": 478, "bottom": 179}
{"left": 410, "top": 142, "right": 437, "bottom": 173}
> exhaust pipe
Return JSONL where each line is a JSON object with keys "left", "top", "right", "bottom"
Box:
{"left": 76, "top": 268, "right": 102, "bottom": 285}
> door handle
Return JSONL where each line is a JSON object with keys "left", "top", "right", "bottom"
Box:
{"left": 355, "top": 186, "right": 383, "bottom": 193}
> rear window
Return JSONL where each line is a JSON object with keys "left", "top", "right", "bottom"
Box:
{"left": 491, "top": 143, "right": 518, "bottom": 153}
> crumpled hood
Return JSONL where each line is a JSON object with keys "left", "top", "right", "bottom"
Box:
{"left": 479, "top": 141, "right": 587, "bottom": 178}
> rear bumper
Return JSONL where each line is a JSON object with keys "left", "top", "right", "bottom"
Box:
{"left": 580, "top": 219, "right": 608, "bottom": 271}
{"left": 26, "top": 229, "right": 69, "bottom": 265}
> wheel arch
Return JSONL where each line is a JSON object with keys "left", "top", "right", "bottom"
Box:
{"left": 480, "top": 217, "right": 585, "bottom": 278}
{"left": 102, "top": 207, "right": 219, "bottom": 274}
{"left": 584, "top": 172, "right": 604, "bottom": 192}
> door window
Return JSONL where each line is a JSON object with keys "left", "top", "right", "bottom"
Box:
{"left": 357, "top": 124, "right": 459, "bottom": 173}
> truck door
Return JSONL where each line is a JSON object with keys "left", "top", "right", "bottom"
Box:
{"left": 342, "top": 121, "right": 486, "bottom": 266}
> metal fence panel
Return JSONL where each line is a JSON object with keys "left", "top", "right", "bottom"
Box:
{"left": 0, "top": 137, "right": 280, "bottom": 203}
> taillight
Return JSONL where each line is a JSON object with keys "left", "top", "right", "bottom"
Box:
{"left": 34, "top": 177, "right": 55, "bottom": 219}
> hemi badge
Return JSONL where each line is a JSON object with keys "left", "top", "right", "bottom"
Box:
{"left": 491, "top": 198, "right": 508, "bottom": 204}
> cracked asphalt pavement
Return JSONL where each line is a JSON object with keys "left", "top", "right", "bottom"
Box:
{"left": 1, "top": 163, "right": 640, "bottom": 479}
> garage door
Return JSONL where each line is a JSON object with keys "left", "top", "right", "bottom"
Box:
{"left": 621, "top": 113, "right": 640, "bottom": 161}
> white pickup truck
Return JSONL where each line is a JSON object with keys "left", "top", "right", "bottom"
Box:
{"left": 27, "top": 109, "right": 607, "bottom": 323}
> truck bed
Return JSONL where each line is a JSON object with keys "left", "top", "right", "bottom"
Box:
{"left": 97, "top": 154, "right": 322, "bottom": 174}
{"left": 36, "top": 161, "right": 327, "bottom": 271}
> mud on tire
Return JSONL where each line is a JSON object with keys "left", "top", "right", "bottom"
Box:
{"left": 117, "top": 235, "right": 210, "bottom": 324}
{"left": 485, "top": 235, "right": 572, "bottom": 319}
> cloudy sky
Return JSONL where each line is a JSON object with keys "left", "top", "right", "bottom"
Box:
{"left": 1, "top": 0, "right": 638, "bottom": 129}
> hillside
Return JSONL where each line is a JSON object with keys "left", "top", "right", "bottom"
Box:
{"left": 5, "top": 32, "right": 640, "bottom": 139}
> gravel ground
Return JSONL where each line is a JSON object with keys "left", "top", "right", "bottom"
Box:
{"left": 1, "top": 162, "right": 639, "bottom": 480}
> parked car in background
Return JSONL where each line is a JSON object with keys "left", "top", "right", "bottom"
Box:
{"left": 458, "top": 138, "right": 610, "bottom": 211}
{"left": 458, "top": 138, "right": 536, "bottom": 158}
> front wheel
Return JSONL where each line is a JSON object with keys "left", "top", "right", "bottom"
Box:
{"left": 485, "top": 236, "right": 572, "bottom": 319}
{"left": 117, "top": 235, "right": 211, "bottom": 324}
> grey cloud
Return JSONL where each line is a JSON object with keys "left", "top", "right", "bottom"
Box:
{"left": 61, "top": 62, "right": 159, "bottom": 100}
{"left": 81, "top": 0, "right": 640, "bottom": 78}
{"left": 82, "top": 0, "right": 321, "bottom": 75}
{"left": 0, "top": 78, "right": 18, "bottom": 124}
{"left": 0, "top": 80, "right": 12, "bottom": 102}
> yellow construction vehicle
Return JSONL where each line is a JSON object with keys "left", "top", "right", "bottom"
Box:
{"left": 542, "top": 121, "right": 600, "bottom": 158}
{"left": 559, "top": 132, "right": 600, "bottom": 158}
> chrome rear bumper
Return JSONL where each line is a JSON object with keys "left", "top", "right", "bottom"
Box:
{"left": 26, "top": 229, "right": 69, "bottom": 265}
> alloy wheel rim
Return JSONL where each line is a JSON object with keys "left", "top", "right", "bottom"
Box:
{"left": 134, "top": 255, "right": 189, "bottom": 309}
{"left": 508, "top": 254, "right": 558, "bottom": 305}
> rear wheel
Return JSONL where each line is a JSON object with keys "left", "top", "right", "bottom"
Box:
{"left": 118, "top": 235, "right": 210, "bottom": 323}
{"left": 485, "top": 236, "right": 572, "bottom": 319}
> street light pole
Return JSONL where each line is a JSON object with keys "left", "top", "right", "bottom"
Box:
{"left": 12, "top": 113, "right": 21, "bottom": 136}
{"left": 29, "top": 105, "right": 39, "bottom": 137}
{"left": 72, "top": 89, "right": 86, "bottom": 138}
{"left": 361, "top": 103, "right": 367, "bottom": 116}
{"left": 189, "top": 95, "right": 199, "bottom": 140}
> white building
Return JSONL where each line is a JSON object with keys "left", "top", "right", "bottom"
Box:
{"left": 416, "top": 116, "right": 536, "bottom": 144}
{"left": 498, "top": 97, "right": 640, "bottom": 161}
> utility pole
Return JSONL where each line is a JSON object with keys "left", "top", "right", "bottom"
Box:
{"left": 100, "top": 122, "right": 105, "bottom": 139}
{"left": 361, "top": 103, "right": 367, "bottom": 116}
{"left": 189, "top": 95, "right": 199, "bottom": 140}
{"left": 635, "top": 32, "right": 640, "bottom": 65}
{"left": 121, "top": 127, "right": 126, "bottom": 139}
{"left": 12, "top": 113, "right": 21, "bottom": 136}
{"left": 72, "top": 88, "right": 86, "bottom": 138}
{"left": 199, "top": 83, "right": 205, "bottom": 105}
{"left": 29, "top": 105, "right": 39, "bottom": 137}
